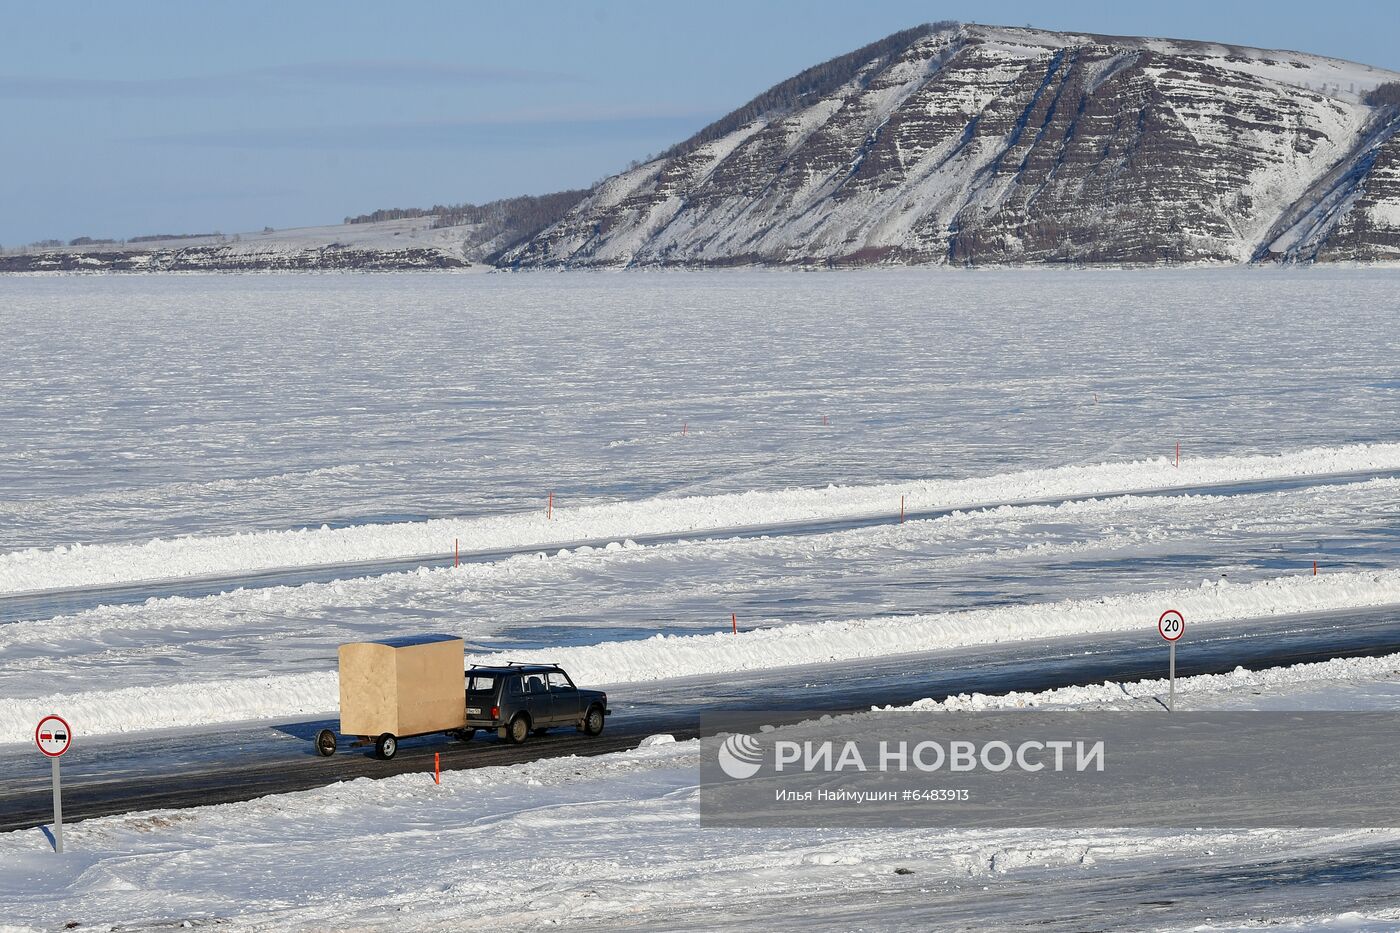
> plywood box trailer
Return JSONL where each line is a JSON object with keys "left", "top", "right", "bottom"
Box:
{"left": 315, "top": 634, "right": 467, "bottom": 759}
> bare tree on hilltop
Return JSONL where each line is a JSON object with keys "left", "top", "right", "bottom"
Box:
{"left": 343, "top": 188, "right": 590, "bottom": 260}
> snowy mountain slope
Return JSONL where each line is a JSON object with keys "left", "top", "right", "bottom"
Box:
{"left": 1262, "top": 111, "right": 1400, "bottom": 262}
{"left": 507, "top": 23, "right": 1400, "bottom": 267}
{"left": 10, "top": 24, "right": 1399, "bottom": 272}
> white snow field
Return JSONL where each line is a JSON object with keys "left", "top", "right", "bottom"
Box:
{"left": 2, "top": 269, "right": 1399, "bottom": 553}
{"left": 2, "top": 268, "right": 1399, "bottom": 929}
{"left": 3, "top": 658, "right": 1400, "bottom": 932}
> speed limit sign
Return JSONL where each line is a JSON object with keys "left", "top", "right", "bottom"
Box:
{"left": 1157, "top": 610, "right": 1185, "bottom": 713}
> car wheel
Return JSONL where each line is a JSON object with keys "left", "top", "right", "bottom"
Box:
{"left": 315, "top": 728, "right": 337, "bottom": 757}
{"left": 532, "top": 727, "right": 548, "bottom": 737}
{"left": 375, "top": 733, "right": 398, "bottom": 760}
{"left": 455, "top": 728, "right": 476, "bottom": 742}
{"left": 507, "top": 715, "right": 530, "bottom": 745}
{"left": 583, "top": 706, "right": 605, "bottom": 737}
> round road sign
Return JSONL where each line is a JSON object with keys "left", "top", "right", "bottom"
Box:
{"left": 1158, "top": 609, "right": 1185, "bottom": 642}
{"left": 35, "top": 714, "right": 71, "bottom": 758}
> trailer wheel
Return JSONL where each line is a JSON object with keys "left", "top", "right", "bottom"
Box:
{"left": 582, "top": 705, "right": 605, "bottom": 737}
{"left": 507, "top": 715, "right": 530, "bottom": 745}
{"left": 375, "top": 733, "right": 398, "bottom": 760}
{"left": 315, "top": 728, "right": 337, "bottom": 757}
{"left": 455, "top": 728, "right": 476, "bottom": 742}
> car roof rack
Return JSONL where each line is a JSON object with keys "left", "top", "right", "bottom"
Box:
{"left": 469, "top": 661, "right": 558, "bottom": 669}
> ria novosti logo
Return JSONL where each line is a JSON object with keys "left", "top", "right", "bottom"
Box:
{"left": 714, "top": 733, "right": 1105, "bottom": 779}
{"left": 717, "top": 733, "right": 764, "bottom": 779}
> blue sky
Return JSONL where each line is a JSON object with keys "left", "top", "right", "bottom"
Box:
{"left": 4, "top": 0, "right": 1398, "bottom": 244}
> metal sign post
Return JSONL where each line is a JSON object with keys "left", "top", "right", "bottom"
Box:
{"left": 35, "top": 714, "right": 71, "bottom": 853}
{"left": 51, "top": 757, "right": 63, "bottom": 853}
{"left": 1169, "top": 641, "right": 1176, "bottom": 711}
{"left": 1157, "top": 610, "right": 1185, "bottom": 712}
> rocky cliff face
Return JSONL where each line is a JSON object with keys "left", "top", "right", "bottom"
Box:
{"left": 1262, "top": 112, "right": 1400, "bottom": 262}
{"left": 507, "top": 23, "right": 1400, "bottom": 267}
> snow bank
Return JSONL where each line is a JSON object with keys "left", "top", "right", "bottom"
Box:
{"left": 482, "top": 570, "right": 1400, "bottom": 686}
{"left": 887, "top": 652, "right": 1400, "bottom": 713}
{"left": 0, "top": 672, "right": 339, "bottom": 744}
{"left": 3, "top": 442, "right": 1399, "bottom": 595}
{"left": 6, "top": 569, "right": 1400, "bottom": 744}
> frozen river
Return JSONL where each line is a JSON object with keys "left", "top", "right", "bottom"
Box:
{"left": 6, "top": 268, "right": 1400, "bottom": 931}
{"left": 3, "top": 268, "right": 1398, "bottom": 551}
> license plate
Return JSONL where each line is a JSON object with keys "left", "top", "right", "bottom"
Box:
{"left": 467, "top": 708, "right": 481, "bottom": 714}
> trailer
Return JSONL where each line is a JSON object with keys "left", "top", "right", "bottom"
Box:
{"left": 315, "top": 634, "right": 468, "bottom": 760}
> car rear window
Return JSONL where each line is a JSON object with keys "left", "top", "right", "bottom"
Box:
{"left": 467, "top": 675, "right": 497, "bottom": 695}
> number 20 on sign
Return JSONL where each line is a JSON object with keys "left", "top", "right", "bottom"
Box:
{"left": 1158, "top": 610, "right": 1185, "bottom": 712}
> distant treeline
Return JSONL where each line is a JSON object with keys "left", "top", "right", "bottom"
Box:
{"left": 129, "top": 232, "right": 224, "bottom": 243}
{"left": 432, "top": 190, "right": 590, "bottom": 230}
{"left": 18, "top": 236, "right": 129, "bottom": 251}
{"left": 1368, "top": 82, "right": 1400, "bottom": 108}
{"left": 344, "top": 189, "right": 589, "bottom": 232}
{"left": 339, "top": 188, "right": 589, "bottom": 262}
{"left": 343, "top": 208, "right": 435, "bottom": 224}
{"left": 5, "top": 232, "right": 226, "bottom": 253}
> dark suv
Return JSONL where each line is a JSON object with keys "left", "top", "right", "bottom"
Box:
{"left": 464, "top": 663, "right": 610, "bottom": 744}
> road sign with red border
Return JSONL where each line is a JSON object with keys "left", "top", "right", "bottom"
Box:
{"left": 1158, "top": 609, "right": 1185, "bottom": 642}
{"left": 35, "top": 715, "right": 71, "bottom": 758}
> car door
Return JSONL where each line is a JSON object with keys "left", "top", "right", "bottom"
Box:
{"left": 465, "top": 673, "right": 496, "bottom": 720}
{"left": 522, "top": 672, "right": 552, "bottom": 726}
{"left": 545, "top": 670, "right": 581, "bottom": 725}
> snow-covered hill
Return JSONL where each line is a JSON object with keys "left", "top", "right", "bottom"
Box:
{"left": 506, "top": 23, "right": 1400, "bottom": 267}
{"left": 0, "top": 191, "right": 588, "bottom": 272}
{"left": 9, "top": 22, "right": 1400, "bottom": 272}
{"left": 0, "top": 218, "right": 479, "bottom": 272}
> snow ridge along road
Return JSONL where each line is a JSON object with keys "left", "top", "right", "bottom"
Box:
{"left": 3, "top": 442, "right": 1399, "bottom": 596}
{"left": 4, "top": 569, "right": 1400, "bottom": 745}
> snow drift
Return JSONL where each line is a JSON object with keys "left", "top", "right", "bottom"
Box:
{"left": 3, "top": 442, "right": 1398, "bottom": 596}
{"left": 5, "top": 569, "right": 1400, "bottom": 744}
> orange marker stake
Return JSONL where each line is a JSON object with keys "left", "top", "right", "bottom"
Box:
{"left": 548, "top": 492, "right": 553, "bottom": 520}
{"left": 434, "top": 752, "right": 440, "bottom": 785}
{"left": 900, "top": 495, "right": 905, "bottom": 524}
{"left": 732, "top": 612, "right": 738, "bottom": 634}
{"left": 454, "top": 538, "right": 459, "bottom": 568}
